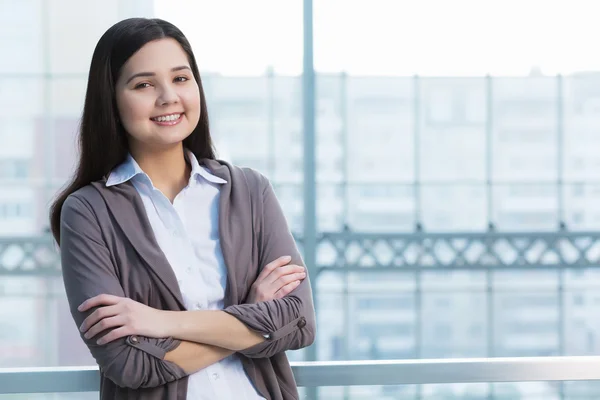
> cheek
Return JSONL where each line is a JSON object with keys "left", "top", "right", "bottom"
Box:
{"left": 117, "top": 94, "right": 152, "bottom": 126}
{"left": 182, "top": 89, "right": 201, "bottom": 118}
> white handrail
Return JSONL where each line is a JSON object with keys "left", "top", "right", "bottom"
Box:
{"left": 2, "top": 357, "right": 600, "bottom": 394}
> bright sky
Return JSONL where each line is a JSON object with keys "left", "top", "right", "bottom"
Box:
{"left": 155, "top": 0, "right": 600, "bottom": 76}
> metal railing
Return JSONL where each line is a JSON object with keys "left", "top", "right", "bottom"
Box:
{"left": 5, "top": 230, "right": 600, "bottom": 275}
{"left": 2, "top": 357, "right": 600, "bottom": 394}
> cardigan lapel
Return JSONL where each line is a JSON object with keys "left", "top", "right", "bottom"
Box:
{"left": 202, "top": 159, "right": 240, "bottom": 308}
{"left": 91, "top": 180, "right": 186, "bottom": 310}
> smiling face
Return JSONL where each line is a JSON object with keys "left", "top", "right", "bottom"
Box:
{"left": 115, "top": 38, "right": 201, "bottom": 154}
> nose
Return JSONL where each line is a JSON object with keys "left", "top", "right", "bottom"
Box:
{"left": 157, "top": 84, "right": 179, "bottom": 106}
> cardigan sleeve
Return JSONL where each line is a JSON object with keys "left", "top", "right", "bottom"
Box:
{"left": 59, "top": 194, "right": 188, "bottom": 388}
{"left": 223, "top": 173, "right": 316, "bottom": 358}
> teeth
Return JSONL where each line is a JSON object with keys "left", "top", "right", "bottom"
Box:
{"left": 153, "top": 113, "right": 181, "bottom": 122}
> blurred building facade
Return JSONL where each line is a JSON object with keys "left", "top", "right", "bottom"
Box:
{"left": 0, "top": 0, "right": 154, "bottom": 236}
{"left": 0, "top": 0, "right": 155, "bottom": 367}
{"left": 205, "top": 72, "right": 600, "bottom": 365}
{"left": 4, "top": 1, "right": 600, "bottom": 399}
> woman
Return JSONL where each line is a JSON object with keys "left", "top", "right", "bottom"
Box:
{"left": 49, "top": 17, "right": 316, "bottom": 400}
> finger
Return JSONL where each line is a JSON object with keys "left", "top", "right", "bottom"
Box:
{"left": 273, "top": 280, "right": 302, "bottom": 299}
{"left": 97, "top": 326, "right": 130, "bottom": 345}
{"left": 80, "top": 305, "right": 120, "bottom": 333}
{"left": 266, "top": 264, "right": 305, "bottom": 285}
{"left": 84, "top": 315, "right": 125, "bottom": 340}
{"left": 272, "top": 271, "right": 306, "bottom": 291}
{"left": 255, "top": 256, "right": 292, "bottom": 283}
{"left": 78, "top": 294, "right": 121, "bottom": 312}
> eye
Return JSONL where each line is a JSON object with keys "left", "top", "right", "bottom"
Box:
{"left": 134, "top": 82, "right": 152, "bottom": 89}
{"left": 174, "top": 76, "right": 189, "bottom": 83}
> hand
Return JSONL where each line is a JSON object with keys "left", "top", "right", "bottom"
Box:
{"left": 247, "top": 255, "right": 306, "bottom": 303}
{"left": 78, "top": 294, "right": 167, "bottom": 345}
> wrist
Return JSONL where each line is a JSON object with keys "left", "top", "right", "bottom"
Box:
{"left": 161, "top": 310, "right": 181, "bottom": 337}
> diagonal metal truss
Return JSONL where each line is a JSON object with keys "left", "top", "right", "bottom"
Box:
{"left": 316, "top": 230, "right": 600, "bottom": 272}
{"left": 0, "top": 236, "right": 60, "bottom": 276}
{"left": 3, "top": 231, "right": 600, "bottom": 275}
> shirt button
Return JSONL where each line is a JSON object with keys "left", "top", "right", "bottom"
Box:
{"left": 297, "top": 317, "right": 307, "bottom": 328}
{"left": 212, "top": 373, "right": 219, "bottom": 380}
{"left": 194, "top": 302, "right": 203, "bottom": 310}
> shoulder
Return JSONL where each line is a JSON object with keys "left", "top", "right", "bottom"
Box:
{"left": 239, "top": 166, "right": 270, "bottom": 192}
{"left": 204, "top": 158, "right": 271, "bottom": 193}
{"left": 61, "top": 183, "right": 106, "bottom": 220}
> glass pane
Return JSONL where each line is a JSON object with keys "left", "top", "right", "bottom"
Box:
{"left": 0, "top": 78, "right": 44, "bottom": 119}
{"left": 47, "top": 1, "right": 153, "bottom": 75}
{"left": 49, "top": 78, "right": 86, "bottom": 183}
{"left": 0, "top": 78, "right": 43, "bottom": 236}
{"left": 563, "top": 288, "right": 600, "bottom": 356}
{"left": 158, "top": 0, "right": 302, "bottom": 75}
{"left": 346, "top": 76, "right": 415, "bottom": 183}
{"left": 315, "top": 382, "right": 579, "bottom": 399}
{"left": 419, "top": 78, "right": 487, "bottom": 182}
{"left": 492, "top": 77, "right": 558, "bottom": 183}
{"left": 564, "top": 381, "right": 600, "bottom": 399}
{"left": 317, "top": 183, "right": 344, "bottom": 231}
{"left": 563, "top": 76, "right": 600, "bottom": 182}
{"left": 208, "top": 76, "right": 270, "bottom": 172}
{"left": 0, "top": 0, "right": 43, "bottom": 74}
{"left": 315, "top": 283, "right": 348, "bottom": 361}
{"left": 0, "top": 184, "right": 37, "bottom": 235}
{"left": 350, "top": 292, "right": 417, "bottom": 360}
{"left": 272, "top": 76, "right": 302, "bottom": 183}
{"left": 346, "top": 183, "right": 415, "bottom": 232}
{"left": 563, "top": 184, "right": 600, "bottom": 230}
{"left": 272, "top": 183, "right": 302, "bottom": 234}
{"left": 316, "top": 74, "right": 344, "bottom": 184}
{"left": 494, "top": 291, "right": 559, "bottom": 357}
{"left": 421, "top": 184, "right": 487, "bottom": 231}
{"left": 493, "top": 183, "right": 558, "bottom": 231}
{"left": 421, "top": 290, "right": 487, "bottom": 358}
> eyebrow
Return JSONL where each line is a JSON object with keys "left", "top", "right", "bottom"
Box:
{"left": 125, "top": 66, "right": 191, "bottom": 84}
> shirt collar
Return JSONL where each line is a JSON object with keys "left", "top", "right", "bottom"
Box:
{"left": 106, "top": 153, "right": 144, "bottom": 187}
{"left": 105, "top": 149, "right": 227, "bottom": 187}
{"left": 186, "top": 149, "right": 227, "bottom": 185}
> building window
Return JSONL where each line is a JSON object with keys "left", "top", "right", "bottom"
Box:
{"left": 470, "top": 325, "right": 483, "bottom": 338}
{"left": 357, "top": 296, "right": 414, "bottom": 310}
{"left": 572, "top": 184, "right": 585, "bottom": 197}
{"left": 0, "top": 159, "right": 30, "bottom": 179}
{"left": 358, "top": 322, "right": 413, "bottom": 337}
{"left": 571, "top": 211, "right": 584, "bottom": 224}
{"left": 0, "top": 202, "right": 32, "bottom": 219}
{"left": 215, "top": 99, "right": 266, "bottom": 118}
{"left": 434, "top": 323, "right": 453, "bottom": 340}
{"left": 507, "top": 322, "right": 558, "bottom": 334}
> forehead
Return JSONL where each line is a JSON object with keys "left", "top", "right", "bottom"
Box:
{"left": 121, "top": 38, "right": 190, "bottom": 74}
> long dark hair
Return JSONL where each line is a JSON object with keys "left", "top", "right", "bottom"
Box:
{"left": 49, "top": 18, "right": 215, "bottom": 245}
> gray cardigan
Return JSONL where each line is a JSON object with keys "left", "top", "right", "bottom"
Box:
{"left": 59, "top": 159, "right": 316, "bottom": 400}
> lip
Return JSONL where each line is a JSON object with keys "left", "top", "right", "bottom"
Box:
{"left": 150, "top": 113, "right": 184, "bottom": 126}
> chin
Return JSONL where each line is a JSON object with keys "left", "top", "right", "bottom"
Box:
{"left": 152, "top": 128, "right": 191, "bottom": 142}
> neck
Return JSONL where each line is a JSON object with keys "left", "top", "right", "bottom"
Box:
{"left": 130, "top": 143, "right": 190, "bottom": 203}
